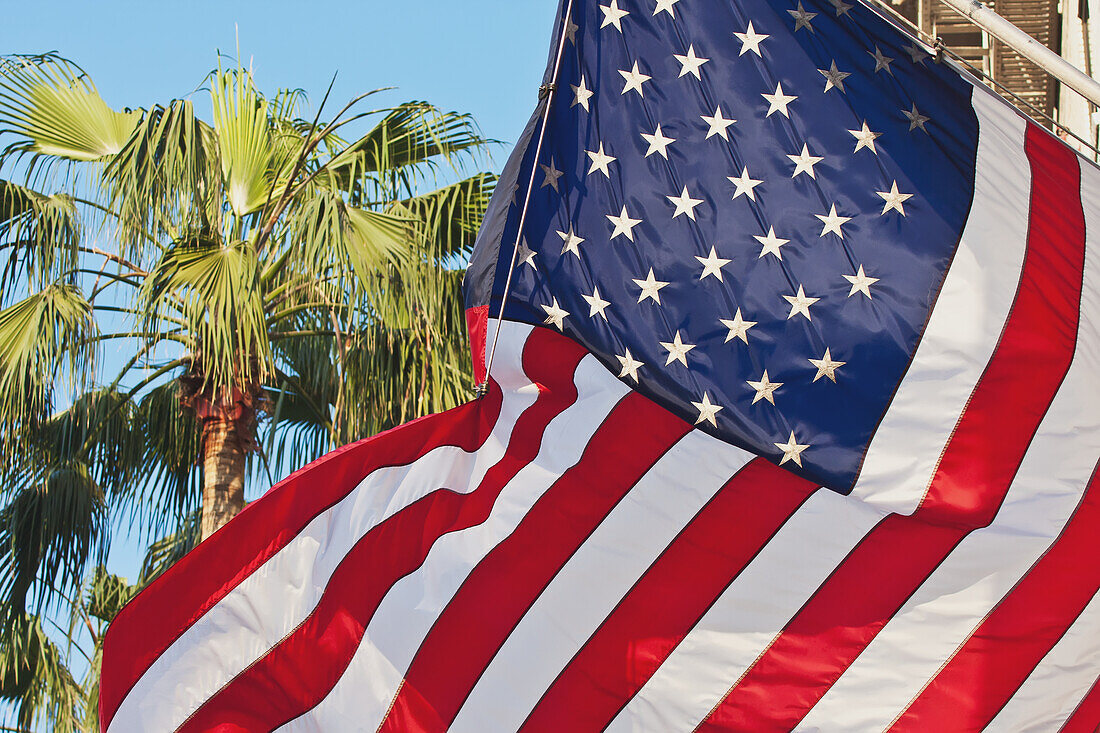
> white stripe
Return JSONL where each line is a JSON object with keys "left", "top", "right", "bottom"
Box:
{"left": 851, "top": 88, "right": 1031, "bottom": 515}
{"left": 106, "top": 325, "right": 539, "bottom": 733}
{"left": 796, "top": 153, "right": 1100, "bottom": 732}
{"left": 986, "top": 589, "right": 1100, "bottom": 732}
{"left": 450, "top": 433, "right": 754, "bottom": 732}
{"left": 606, "top": 86, "right": 1032, "bottom": 733}
{"left": 280, "top": 344, "right": 631, "bottom": 732}
{"left": 605, "top": 487, "right": 883, "bottom": 733}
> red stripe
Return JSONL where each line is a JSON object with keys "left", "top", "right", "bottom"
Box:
{"left": 466, "top": 304, "right": 489, "bottom": 385}
{"left": 1062, "top": 674, "right": 1100, "bottom": 733}
{"left": 176, "top": 328, "right": 588, "bottom": 732}
{"left": 100, "top": 369, "right": 504, "bottom": 731}
{"left": 376, "top": 393, "right": 693, "bottom": 733}
{"left": 698, "top": 125, "right": 1085, "bottom": 732}
{"left": 892, "top": 463, "right": 1100, "bottom": 731}
{"left": 518, "top": 458, "right": 818, "bottom": 732}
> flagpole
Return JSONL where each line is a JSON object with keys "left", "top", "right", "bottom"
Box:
{"left": 483, "top": 0, "right": 577, "bottom": 383}
{"left": 938, "top": 0, "right": 1100, "bottom": 108}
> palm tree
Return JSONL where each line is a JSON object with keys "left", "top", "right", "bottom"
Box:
{"left": 0, "top": 53, "right": 493, "bottom": 728}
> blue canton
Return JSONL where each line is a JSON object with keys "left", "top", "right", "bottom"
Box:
{"left": 487, "top": 0, "right": 980, "bottom": 492}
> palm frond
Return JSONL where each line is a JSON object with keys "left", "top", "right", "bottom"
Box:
{"left": 279, "top": 189, "right": 414, "bottom": 299}
{"left": 0, "top": 613, "right": 85, "bottom": 731}
{"left": 0, "top": 53, "right": 139, "bottom": 163}
{"left": 210, "top": 66, "right": 272, "bottom": 216}
{"left": 0, "top": 179, "right": 80, "bottom": 297}
{"left": 140, "top": 236, "right": 268, "bottom": 391}
{"left": 116, "top": 381, "right": 201, "bottom": 541}
{"left": 327, "top": 102, "right": 490, "bottom": 201}
{"left": 82, "top": 566, "right": 134, "bottom": 624}
{"left": 0, "top": 461, "right": 107, "bottom": 615}
{"left": 390, "top": 173, "right": 495, "bottom": 262}
{"left": 0, "top": 284, "right": 96, "bottom": 436}
{"left": 16, "top": 388, "right": 138, "bottom": 493}
{"left": 101, "top": 100, "right": 216, "bottom": 260}
{"left": 137, "top": 512, "right": 199, "bottom": 585}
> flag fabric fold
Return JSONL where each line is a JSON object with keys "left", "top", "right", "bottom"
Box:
{"left": 101, "top": 0, "right": 1100, "bottom": 730}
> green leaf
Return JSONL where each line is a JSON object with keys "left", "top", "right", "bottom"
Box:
{"left": 0, "top": 613, "right": 85, "bottom": 730}
{"left": 141, "top": 236, "right": 269, "bottom": 391}
{"left": 327, "top": 102, "right": 491, "bottom": 200}
{"left": 210, "top": 66, "right": 272, "bottom": 216}
{"left": 138, "top": 513, "right": 200, "bottom": 586}
{"left": 83, "top": 567, "right": 135, "bottom": 624}
{"left": 0, "top": 179, "right": 81, "bottom": 294}
{"left": 0, "top": 462, "right": 107, "bottom": 615}
{"left": 390, "top": 173, "right": 495, "bottom": 261}
{"left": 101, "top": 99, "right": 216, "bottom": 258}
{"left": 0, "top": 284, "right": 96, "bottom": 434}
{"left": 0, "top": 53, "right": 139, "bottom": 162}
{"left": 283, "top": 189, "right": 414, "bottom": 295}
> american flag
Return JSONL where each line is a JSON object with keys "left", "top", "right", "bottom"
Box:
{"left": 100, "top": 0, "right": 1100, "bottom": 730}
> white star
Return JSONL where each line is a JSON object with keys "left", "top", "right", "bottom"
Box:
{"left": 557, "top": 226, "right": 585, "bottom": 257}
{"left": 783, "top": 284, "right": 820, "bottom": 321}
{"left": 600, "top": 0, "right": 630, "bottom": 31}
{"left": 848, "top": 121, "right": 882, "bottom": 154}
{"left": 660, "top": 331, "right": 696, "bottom": 366}
{"left": 571, "top": 76, "right": 594, "bottom": 111}
{"left": 616, "top": 349, "right": 644, "bottom": 382}
{"left": 720, "top": 308, "right": 757, "bottom": 343}
{"left": 788, "top": 1, "right": 818, "bottom": 32}
{"left": 905, "top": 41, "right": 930, "bottom": 63}
{"left": 819, "top": 61, "right": 851, "bottom": 93}
{"left": 564, "top": 14, "right": 579, "bottom": 44}
{"left": 902, "top": 103, "right": 930, "bottom": 133}
{"left": 607, "top": 206, "right": 643, "bottom": 242}
{"left": 775, "top": 431, "right": 809, "bottom": 467}
{"left": 701, "top": 106, "right": 737, "bottom": 139}
{"left": 510, "top": 180, "right": 520, "bottom": 204}
{"left": 586, "top": 142, "right": 617, "bottom": 178}
{"left": 877, "top": 180, "right": 914, "bottom": 216}
{"left": 829, "top": 0, "right": 854, "bottom": 15}
{"left": 583, "top": 286, "right": 612, "bottom": 319}
{"left": 633, "top": 268, "right": 670, "bottom": 304}
{"left": 844, "top": 264, "right": 879, "bottom": 298}
{"left": 762, "top": 82, "right": 797, "bottom": 117}
{"left": 695, "top": 246, "right": 731, "bottom": 280}
{"left": 654, "top": 0, "right": 681, "bottom": 16}
{"left": 641, "top": 124, "right": 676, "bottom": 158}
{"left": 516, "top": 238, "right": 537, "bottom": 271}
{"left": 816, "top": 204, "right": 852, "bottom": 238}
{"left": 728, "top": 167, "right": 763, "bottom": 201}
{"left": 869, "top": 46, "right": 895, "bottom": 74}
{"left": 754, "top": 226, "right": 790, "bottom": 259}
{"left": 540, "top": 158, "right": 563, "bottom": 191}
{"left": 747, "top": 369, "right": 783, "bottom": 405}
{"left": 541, "top": 298, "right": 569, "bottom": 330}
{"left": 667, "top": 186, "right": 705, "bottom": 220}
{"left": 809, "top": 348, "right": 846, "bottom": 382}
{"left": 788, "top": 144, "right": 823, "bottom": 179}
{"left": 674, "top": 45, "right": 710, "bottom": 78}
{"left": 619, "top": 61, "right": 652, "bottom": 97}
{"left": 692, "top": 392, "right": 724, "bottom": 427}
{"left": 734, "top": 21, "right": 769, "bottom": 56}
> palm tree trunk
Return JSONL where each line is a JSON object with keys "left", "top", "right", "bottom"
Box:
{"left": 200, "top": 416, "right": 247, "bottom": 540}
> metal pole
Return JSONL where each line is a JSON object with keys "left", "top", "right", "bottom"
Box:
{"left": 938, "top": 0, "right": 1100, "bottom": 108}
{"left": 482, "top": 0, "right": 576, "bottom": 384}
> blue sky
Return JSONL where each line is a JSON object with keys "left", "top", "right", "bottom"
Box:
{"left": 4, "top": 1, "right": 559, "bottom": 159}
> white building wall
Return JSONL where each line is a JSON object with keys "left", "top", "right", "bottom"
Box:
{"left": 1058, "top": 0, "right": 1100, "bottom": 157}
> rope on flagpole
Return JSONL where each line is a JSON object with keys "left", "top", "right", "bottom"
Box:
{"left": 480, "top": 0, "right": 577, "bottom": 393}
